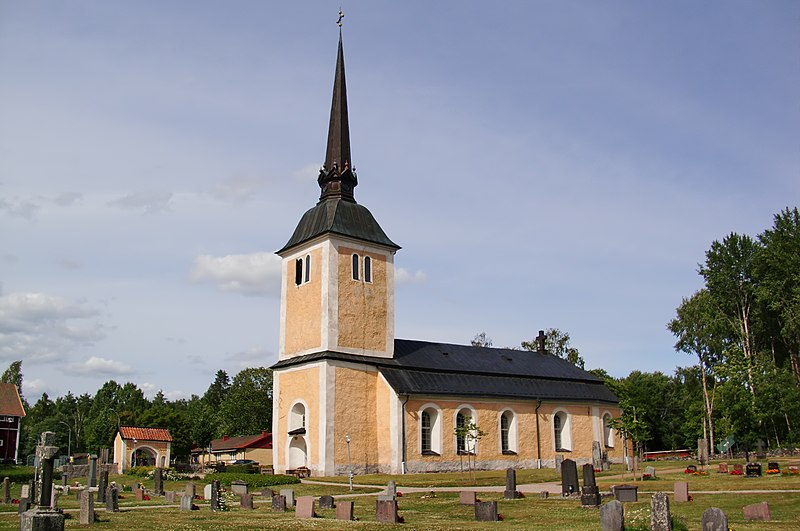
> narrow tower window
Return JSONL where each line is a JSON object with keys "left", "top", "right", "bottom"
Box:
{"left": 364, "top": 256, "right": 372, "bottom": 283}
{"left": 295, "top": 259, "right": 303, "bottom": 286}
{"left": 304, "top": 255, "right": 311, "bottom": 283}
{"left": 352, "top": 253, "right": 360, "bottom": 280}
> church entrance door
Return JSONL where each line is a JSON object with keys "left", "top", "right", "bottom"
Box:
{"left": 288, "top": 437, "right": 307, "bottom": 469}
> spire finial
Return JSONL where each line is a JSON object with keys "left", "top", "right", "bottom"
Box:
{"left": 337, "top": 9, "right": 344, "bottom": 28}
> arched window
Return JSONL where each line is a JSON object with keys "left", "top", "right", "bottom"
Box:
{"left": 455, "top": 407, "right": 476, "bottom": 455}
{"left": 603, "top": 413, "right": 614, "bottom": 448}
{"left": 304, "top": 254, "right": 311, "bottom": 283}
{"left": 553, "top": 410, "right": 572, "bottom": 451}
{"left": 352, "top": 253, "right": 360, "bottom": 280}
{"left": 500, "top": 410, "right": 517, "bottom": 454}
{"left": 290, "top": 402, "right": 306, "bottom": 432}
{"left": 364, "top": 256, "right": 372, "bottom": 283}
{"left": 295, "top": 258, "right": 303, "bottom": 286}
{"left": 419, "top": 405, "right": 442, "bottom": 455}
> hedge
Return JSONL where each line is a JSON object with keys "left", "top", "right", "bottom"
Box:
{"left": 205, "top": 472, "right": 300, "bottom": 488}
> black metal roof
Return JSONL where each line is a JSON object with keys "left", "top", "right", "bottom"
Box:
{"left": 271, "top": 339, "right": 618, "bottom": 404}
{"left": 277, "top": 198, "right": 400, "bottom": 254}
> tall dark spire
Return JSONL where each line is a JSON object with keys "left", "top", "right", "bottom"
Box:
{"left": 318, "top": 30, "right": 358, "bottom": 203}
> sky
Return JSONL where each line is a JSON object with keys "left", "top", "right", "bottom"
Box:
{"left": 1, "top": 1, "right": 798, "bottom": 404}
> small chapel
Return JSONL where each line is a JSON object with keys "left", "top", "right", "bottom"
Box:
{"left": 271, "top": 31, "right": 623, "bottom": 476}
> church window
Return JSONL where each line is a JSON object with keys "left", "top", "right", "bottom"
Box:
{"left": 419, "top": 405, "right": 442, "bottom": 455}
{"left": 290, "top": 402, "right": 306, "bottom": 432}
{"left": 364, "top": 256, "right": 372, "bottom": 283}
{"left": 455, "top": 407, "right": 476, "bottom": 455}
{"left": 603, "top": 413, "right": 614, "bottom": 448}
{"left": 500, "top": 410, "right": 517, "bottom": 454}
{"left": 295, "top": 259, "right": 303, "bottom": 286}
{"left": 352, "top": 253, "right": 360, "bottom": 280}
{"left": 553, "top": 410, "right": 572, "bottom": 451}
{"left": 304, "top": 255, "right": 311, "bottom": 283}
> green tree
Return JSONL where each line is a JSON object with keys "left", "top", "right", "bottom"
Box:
{"left": 470, "top": 332, "right": 492, "bottom": 348}
{"left": 217, "top": 368, "right": 273, "bottom": 437}
{"left": 757, "top": 207, "right": 800, "bottom": 379}
{"left": 521, "top": 328, "right": 585, "bottom": 368}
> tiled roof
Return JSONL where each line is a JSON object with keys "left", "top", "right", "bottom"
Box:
{"left": 210, "top": 432, "right": 272, "bottom": 452}
{"left": 0, "top": 384, "right": 25, "bottom": 417}
{"left": 272, "top": 339, "right": 618, "bottom": 404}
{"left": 119, "top": 426, "right": 172, "bottom": 442}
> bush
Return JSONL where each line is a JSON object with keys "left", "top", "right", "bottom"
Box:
{"left": 126, "top": 466, "right": 155, "bottom": 477}
{"left": 224, "top": 464, "right": 258, "bottom": 475}
{"left": 0, "top": 465, "right": 35, "bottom": 483}
{"left": 205, "top": 472, "right": 300, "bottom": 488}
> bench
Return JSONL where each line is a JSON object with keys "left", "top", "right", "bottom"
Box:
{"left": 286, "top": 466, "right": 311, "bottom": 478}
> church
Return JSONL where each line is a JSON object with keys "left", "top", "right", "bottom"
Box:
{"left": 271, "top": 32, "right": 622, "bottom": 476}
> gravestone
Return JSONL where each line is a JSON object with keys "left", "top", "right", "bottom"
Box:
{"left": 376, "top": 499, "right": 399, "bottom": 523}
{"left": 203, "top": 484, "right": 212, "bottom": 500}
{"left": 231, "top": 480, "right": 248, "bottom": 497}
{"left": 50, "top": 489, "right": 59, "bottom": 510}
{"left": 165, "top": 491, "right": 175, "bottom": 503}
{"left": 386, "top": 480, "right": 397, "bottom": 497}
{"left": 134, "top": 487, "right": 144, "bottom": 501}
{"left": 61, "top": 475, "right": 67, "bottom": 487}
{"left": 742, "top": 501, "right": 770, "bottom": 521}
{"left": 600, "top": 500, "right": 624, "bottom": 531}
{"left": 2, "top": 477, "right": 9, "bottom": 504}
{"left": 319, "top": 495, "right": 335, "bottom": 509}
{"left": 561, "top": 459, "right": 579, "bottom": 496}
{"left": 504, "top": 468, "right": 521, "bottom": 499}
{"left": 336, "top": 500, "right": 354, "bottom": 520}
{"left": 153, "top": 468, "right": 164, "bottom": 496}
{"left": 674, "top": 481, "right": 689, "bottom": 502}
{"left": 79, "top": 489, "right": 95, "bottom": 525}
{"left": 296, "top": 496, "right": 316, "bottom": 518}
{"left": 280, "top": 489, "right": 295, "bottom": 507}
{"left": 650, "top": 492, "right": 671, "bottom": 531}
{"left": 98, "top": 470, "right": 108, "bottom": 502}
{"left": 184, "top": 482, "right": 196, "bottom": 500}
{"left": 474, "top": 500, "right": 499, "bottom": 522}
{"left": 105, "top": 486, "right": 119, "bottom": 512}
{"left": 555, "top": 454, "right": 564, "bottom": 473}
{"left": 698, "top": 438, "right": 709, "bottom": 466}
{"left": 718, "top": 462, "right": 728, "bottom": 474}
{"left": 645, "top": 466, "right": 657, "bottom": 477}
{"left": 260, "top": 488, "right": 274, "bottom": 499}
{"left": 88, "top": 454, "right": 98, "bottom": 488}
{"left": 701, "top": 507, "right": 728, "bottom": 530}
{"left": 768, "top": 461, "right": 780, "bottom": 473}
{"left": 733, "top": 463, "right": 744, "bottom": 475}
{"left": 746, "top": 463, "right": 762, "bottom": 477}
{"left": 612, "top": 484, "right": 637, "bottom": 502}
{"left": 20, "top": 431, "right": 65, "bottom": 531}
{"left": 271, "top": 494, "right": 287, "bottom": 512}
{"left": 240, "top": 493, "right": 254, "bottom": 510}
{"left": 592, "top": 441, "right": 603, "bottom": 470}
{"left": 581, "top": 463, "right": 600, "bottom": 507}
{"left": 179, "top": 492, "right": 193, "bottom": 511}
{"left": 99, "top": 448, "right": 109, "bottom": 464}
{"left": 210, "top": 480, "right": 221, "bottom": 512}
{"left": 540, "top": 491, "right": 549, "bottom": 499}
{"left": 18, "top": 498, "right": 30, "bottom": 514}
{"left": 20, "top": 484, "right": 30, "bottom": 500}
{"left": 62, "top": 486, "right": 70, "bottom": 496}
{"left": 460, "top": 491, "right": 477, "bottom": 505}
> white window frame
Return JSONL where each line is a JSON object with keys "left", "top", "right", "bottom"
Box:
{"left": 453, "top": 405, "right": 478, "bottom": 455}
{"left": 418, "top": 403, "right": 442, "bottom": 455}
{"left": 602, "top": 412, "right": 615, "bottom": 448}
{"left": 295, "top": 255, "right": 311, "bottom": 286}
{"left": 289, "top": 400, "right": 308, "bottom": 431}
{"left": 552, "top": 408, "right": 572, "bottom": 452}
{"left": 499, "top": 408, "right": 518, "bottom": 454}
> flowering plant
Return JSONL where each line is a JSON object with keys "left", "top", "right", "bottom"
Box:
{"left": 730, "top": 469, "right": 743, "bottom": 476}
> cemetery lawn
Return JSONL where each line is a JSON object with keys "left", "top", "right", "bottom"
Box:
{"left": 0, "top": 489, "right": 799, "bottom": 529}
{"left": 313, "top": 467, "right": 560, "bottom": 488}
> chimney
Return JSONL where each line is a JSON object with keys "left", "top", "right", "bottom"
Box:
{"left": 222, "top": 435, "right": 229, "bottom": 441}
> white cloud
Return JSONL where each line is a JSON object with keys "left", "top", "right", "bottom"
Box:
{"left": 396, "top": 268, "right": 427, "bottom": 285}
{"left": 108, "top": 191, "right": 172, "bottom": 213}
{"left": 209, "top": 178, "right": 262, "bottom": 203}
{"left": 293, "top": 163, "right": 321, "bottom": 181}
{"left": 0, "top": 197, "right": 40, "bottom": 219}
{"left": 189, "top": 252, "right": 282, "bottom": 297}
{"left": 65, "top": 356, "right": 133, "bottom": 376}
{"left": 225, "top": 346, "right": 274, "bottom": 369}
{"left": 0, "top": 292, "right": 104, "bottom": 363}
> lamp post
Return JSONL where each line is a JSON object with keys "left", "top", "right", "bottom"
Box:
{"left": 345, "top": 434, "right": 353, "bottom": 491}
{"left": 59, "top": 421, "right": 71, "bottom": 459}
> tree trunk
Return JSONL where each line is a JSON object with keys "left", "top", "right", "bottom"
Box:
{"left": 699, "top": 357, "right": 715, "bottom": 455}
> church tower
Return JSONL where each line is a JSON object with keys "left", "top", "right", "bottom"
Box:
{"left": 276, "top": 32, "right": 400, "bottom": 361}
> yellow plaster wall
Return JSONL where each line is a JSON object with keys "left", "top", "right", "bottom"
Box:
{"left": 405, "top": 399, "right": 623, "bottom": 467}
{"left": 337, "top": 247, "right": 387, "bottom": 352}
{"left": 275, "top": 366, "right": 320, "bottom": 467}
{"left": 243, "top": 448, "right": 273, "bottom": 465}
{"left": 284, "top": 248, "right": 322, "bottom": 354}
{"left": 333, "top": 365, "right": 379, "bottom": 469}
{"left": 375, "top": 376, "right": 394, "bottom": 466}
